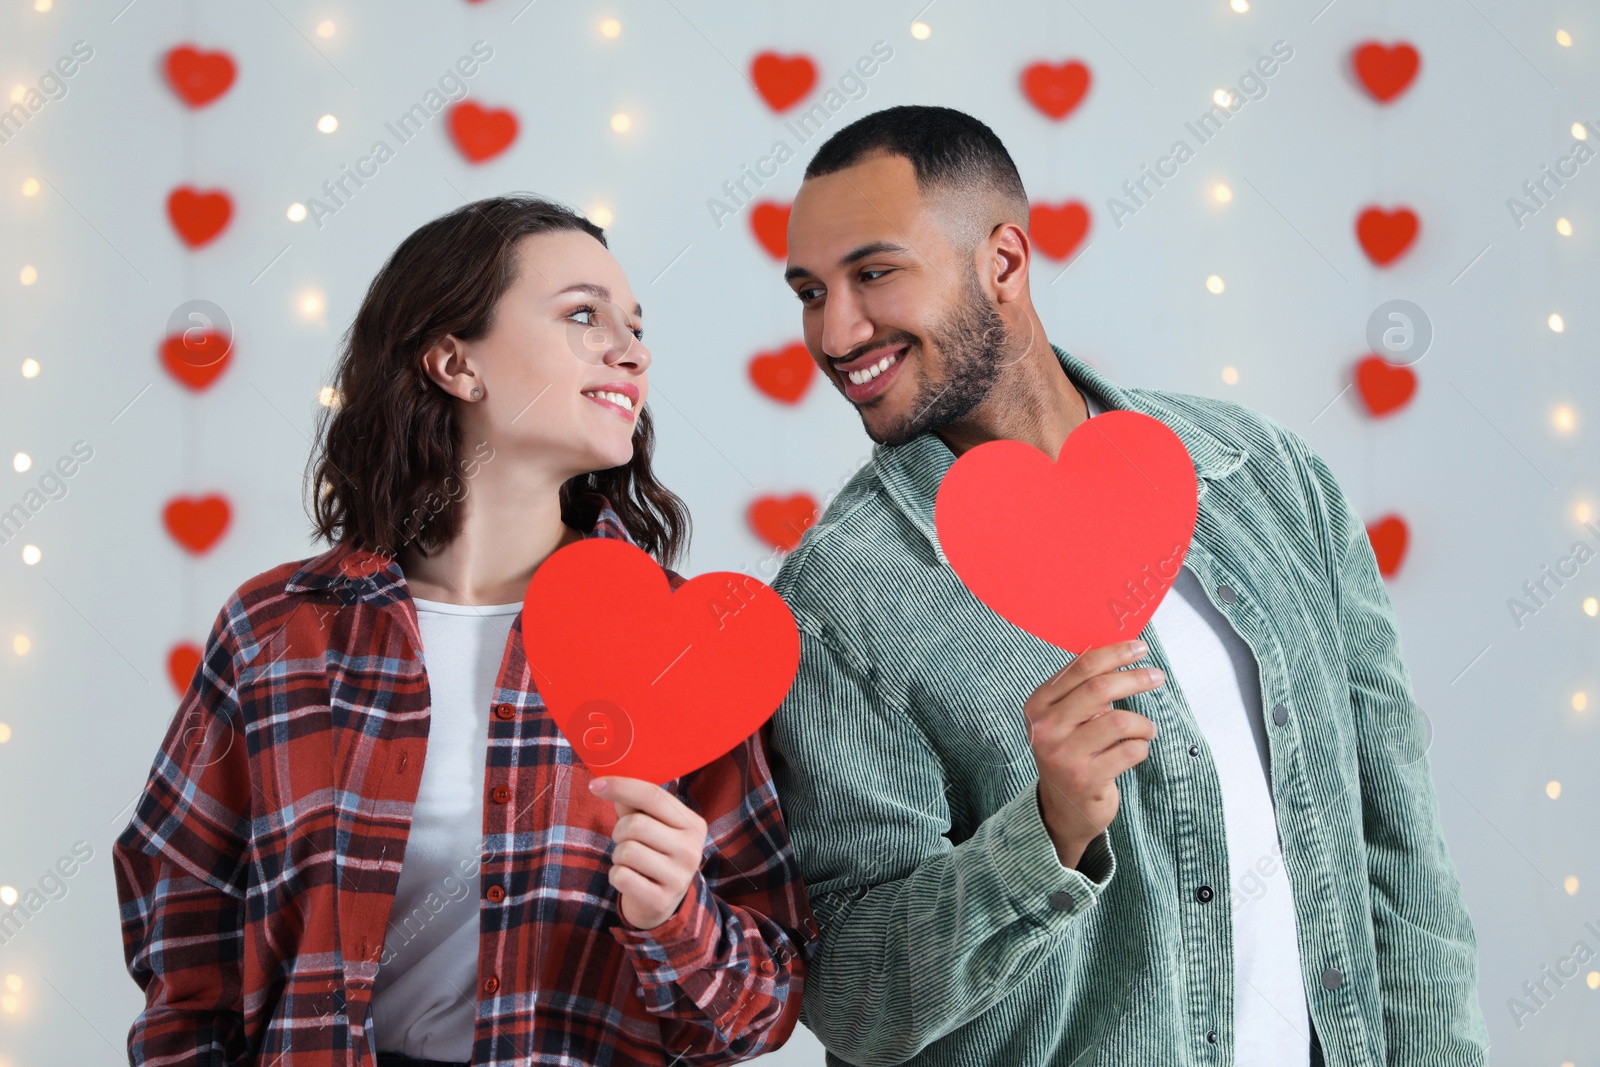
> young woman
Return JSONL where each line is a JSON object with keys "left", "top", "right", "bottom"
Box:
{"left": 112, "top": 195, "right": 818, "bottom": 1067}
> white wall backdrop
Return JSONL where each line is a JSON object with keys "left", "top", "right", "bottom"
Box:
{"left": 1, "top": 0, "right": 1596, "bottom": 1063}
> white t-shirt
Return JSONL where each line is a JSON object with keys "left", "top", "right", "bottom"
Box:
{"left": 370, "top": 595, "right": 522, "bottom": 1061}
{"left": 1085, "top": 390, "right": 1311, "bottom": 1065}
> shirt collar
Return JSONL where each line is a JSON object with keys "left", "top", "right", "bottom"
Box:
{"left": 284, "top": 493, "right": 638, "bottom": 604}
{"left": 873, "top": 344, "right": 1248, "bottom": 568}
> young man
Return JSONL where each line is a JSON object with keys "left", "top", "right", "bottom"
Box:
{"left": 766, "top": 105, "right": 1489, "bottom": 1066}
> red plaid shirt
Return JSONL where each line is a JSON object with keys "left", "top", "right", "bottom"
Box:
{"left": 113, "top": 499, "right": 818, "bottom": 1066}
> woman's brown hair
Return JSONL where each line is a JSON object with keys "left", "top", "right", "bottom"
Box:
{"left": 305, "top": 194, "right": 691, "bottom": 568}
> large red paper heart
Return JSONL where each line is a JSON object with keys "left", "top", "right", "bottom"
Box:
{"left": 448, "top": 102, "right": 519, "bottom": 163}
{"left": 160, "top": 329, "right": 233, "bottom": 391}
{"left": 748, "top": 494, "right": 818, "bottom": 552}
{"left": 1365, "top": 514, "right": 1408, "bottom": 577}
{"left": 1354, "top": 354, "right": 1417, "bottom": 417}
{"left": 520, "top": 538, "right": 800, "bottom": 784}
{"left": 936, "top": 410, "right": 1198, "bottom": 654}
{"left": 1356, "top": 206, "right": 1418, "bottom": 266}
{"left": 748, "top": 342, "right": 815, "bottom": 404}
{"left": 168, "top": 187, "right": 233, "bottom": 248}
{"left": 164, "top": 494, "right": 231, "bottom": 554}
{"left": 167, "top": 642, "right": 202, "bottom": 695}
{"left": 1021, "top": 60, "right": 1092, "bottom": 120}
{"left": 1030, "top": 201, "right": 1091, "bottom": 260}
{"left": 1353, "top": 41, "right": 1419, "bottom": 103}
{"left": 164, "top": 45, "right": 236, "bottom": 108}
{"left": 750, "top": 51, "right": 817, "bottom": 112}
{"left": 750, "top": 201, "right": 790, "bottom": 260}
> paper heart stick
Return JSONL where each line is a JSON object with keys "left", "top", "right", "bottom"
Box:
{"left": 935, "top": 410, "right": 1199, "bottom": 654}
{"left": 521, "top": 538, "right": 800, "bottom": 785}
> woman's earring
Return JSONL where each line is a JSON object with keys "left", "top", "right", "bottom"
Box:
{"left": 469, "top": 387, "right": 483, "bottom": 400}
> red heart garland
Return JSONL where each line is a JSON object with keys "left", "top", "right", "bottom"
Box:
{"left": 164, "top": 45, "right": 237, "bottom": 108}
{"left": 748, "top": 342, "right": 816, "bottom": 404}
{"left": 750, "top": 201, "right": 791, "bottom": 260}
{"left": 167, "top": 187, "right": 233, "bottom": 248}
{"left": 160, "top": 330, "right": 233, "bottom": 391}
{"left": 748, "top": 493, "right": 818, "bottom": 552}
{"left": 1354, "top": 355, "right": 1417, "bottom": 417}
{"left": 936, "top": 410, "right": 1199, "bottom": 654}
{"left": 750, "top": 51, "right": 818, "bottom": 112}
{"left": 167, "top": 642, "right": 203, "bottom": 695}
{"left": 1029, "top": 201, "right": 1092, "bottom": 260}
{"left": 1021, "top": 60, "right": 1092, "bottom": 120}
{"left": 1356, "top": 206, "right": 1418, "bottom": 266}
{"left": 1365, "top": 514, "right": 1409, "bottom": 577}
{"left": 1352, "top": 41, "right": 1419, "bottom": 103}
{"left": 520, "top": 538, "right": 800, "bottom": 784}
{"left": 448, "top": 102, "right": 519, "bottom": 163}
{"left": 164, "top": 494, "right": 231, "bottom": 554}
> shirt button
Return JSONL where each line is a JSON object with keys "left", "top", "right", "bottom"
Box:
{"left": 1216, "top": 583, "right": 1237, "bottom": 604}
{"left": 491, "top": 785, "right": 511, "bottom": 804}
{"left": 1206, "top": 1029, "right": 1218, "bottom": 1043}
{"left": 1187, "top": 744, "right": 1200, "bottom": 757}
{"left": 1321, "top": 967, "right": 1344, "bottom": 990}
{"left": 1047, "top": 890, "right": 1076, "bottom": 911}
{"left": 1194, "top": 885, "right": 1214, "bottom": 903}
{"left": 486, "top": 885, "right": 506, "bottom": 903}
{"left": 1272, "top": 703, "right": 1289, "bottom": 727}
{"left": 481, "top": 975, "right": 500, "bottom": 994}
{"left": 495, "top": 703, "right": 516, "bottom": 720}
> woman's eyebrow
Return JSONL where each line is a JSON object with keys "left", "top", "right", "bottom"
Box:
{"left": 554, "top": 281, "right": 642, "bottom": 317}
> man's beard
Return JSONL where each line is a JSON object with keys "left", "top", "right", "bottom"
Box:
{"left": 866, "top": 269, "right": 1011, "bottom": 448}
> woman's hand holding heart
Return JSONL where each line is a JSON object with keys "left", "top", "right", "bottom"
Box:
{"left": 591, "top": 776, "right": 709, "bottom": 930}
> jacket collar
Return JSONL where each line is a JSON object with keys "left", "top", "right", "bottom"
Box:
{"left": 284, "top": 494, "right": 638, "bottom": 604}
{"left": 874, "top": 344, "right": 1248, "bottom": 568}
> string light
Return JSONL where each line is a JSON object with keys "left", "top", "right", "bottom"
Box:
{"left": 1556, "top": 29, "right": 1573, "bottom": 47}
{"left": 1556, "top": 217, "right": 1573, "bottom": 236}
{"left": 590, "top": 205, "right": 613, "bottom": 227}
{"left": 599, "top": 17, "right": 621, "bottom": 38}
{"left": 1575, "top": 691, "right": 1590, "bottom": 712}
{"left": 0, "top": 723, "right": 10, "bottom": 744}
{"left": 20, "top": 177, "right": 39, "bottom": 197}
{"left": 315, "top": 20, "right": 336, "bottom": 38}
{"left": 911, "top": 21, "right": 932, "bottom": 39}
{"left": 1206, "top": 274, "right": 1226, "bottom": 294}
{"left": 1, "top": 976, "right": 17, "bottom": 994}
{"left": 1578, "top": 502, "right": 1594, "bottom": 523}
{"left": 20, "top": 358, "right": 39, "bottom": 378}
{"left": 317, "top": 386, "right": 340, "bottom": 407}
{"left": 12, "top": 452, "right": 31, "bottom": 473}
{"left": 0, "top": 887, "right": 15, "bottom": 907}
{"left": 1212, "top": 88, "right": 1235, "bottom": 108}
{"left": 1565, "top": 876, "right": 1581, "bottom": 895}
{"left": 610, "top": 112, "right": 632, "bottom": 133}
{"left": 1552, "top": 405, "right": 1576, "bottom": 434}
{"left": 1230, "top": 0, "right": 1250, "bottom": 10}
{"left": 33, "top": 0, "right": 51, "bottom": 10}
{"left": 1212, "top": 183, "right": 1233, "bottom": 203}
{"left": 1548, "top": 313, "right": 1565, "bottom": 332}
{"left": 8, "top": 635, "right": 23, "bottom": 655}
{"left": 1589, "top": 973, "right": 1600, "bottom": 990}
{"left": 298, "top": 290, "right": 327, "bottom": 320}
{"left": 1574, "top": 123, "right": 1589, "bottom": 141}
{"left": 8, "top": 86, "right": 25, "bottom": 105}
{"left": 287, "top": 202, "right": 308, "bottom": 222}
{"left": 21, "top": 545, "right": 40, "bottom": 565}
{"left": 317, "top": 114, "right": 338, "bottom": 134}
{"left": 1546, "top": 780, "right": 1562, "bottom": 799}
{"left": 19, "top": 265, "right": 37, "bottom": 286}
{"left": 1221, "top": 365, "right": 1239, "bottom": 384}
{"left": 1584, "top": 597, "right": 1598, "bottom": 617}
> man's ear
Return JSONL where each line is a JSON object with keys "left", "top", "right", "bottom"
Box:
{"left": 989, "top": 220, "right": 1031, "bottom": 305}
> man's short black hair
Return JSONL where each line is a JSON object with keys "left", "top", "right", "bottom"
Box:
{"left": 802, "top": 105, "right": 1030, "bottom": 239}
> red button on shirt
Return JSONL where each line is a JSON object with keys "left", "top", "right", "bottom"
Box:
{"left": 482, "top": 975, "right": 500, "bottom": 994}
{"left": 487, "top": 885, "right": 506, "bottom": 903}
{"left": 495, "top": 703, "right": 516, "bottom": 720}
{"left": 491, "top": 785, "right": 511, "bottom": 804}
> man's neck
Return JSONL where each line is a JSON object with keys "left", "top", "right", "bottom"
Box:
{"left": 934, "top": 338, "right": 1089, "bottom": 460}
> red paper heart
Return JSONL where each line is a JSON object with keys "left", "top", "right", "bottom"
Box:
{"left": 1030, "top": 201, "right": 1091, "bottom": 260}
{"left": 164, "top": 494, "right": 231, "bottom": 554}
{"left": 164, "top": 45, "right": 236, "bottom": 108}
{"left": 1356, "top": 206, "right": 1418, "bottom": 266}
{"left": 448, "top": 101, "right": 519, "bottom": 163}
{"left": 167, "top": 642, "right": 202, "bottom": 695}
{"left": 1353, "top": 41, "right": 1419, "bottom": 103}
{"left": 1365, "top": 514, "right": 1408, "bottom": 577}
{"left": 1021, "top": 60, "right": 1092, "bottom": 120}
{"left": 167, "top": 187, "right": 233, "bottom": 248}
{"left": 748, "top": 342, "right": 815, "bottom": 404}
{"left": 1354, "top": 355, "right": 1417, "bottom": 417}
{"left": 748, "top": 494, "right": 818, "bottom": 552}
{"left": 160, "top": 330, "right": 233, "bottom": 391}
{"left": 936, "top": 410, "right": 1198, "bottom": 654}
{"left": 520, "top": 538, "right": 800, "bottom": 784}
{"left": 750, "top": 51, "right": 817, "bottom": 112}
{"left": 750, "top": 201, "right": 791, "bottom": 260}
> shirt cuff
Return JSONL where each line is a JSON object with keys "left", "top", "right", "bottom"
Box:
{"left": 987, "top": 783, "right": 1117, "bottom": 922}
{"left": 611, "top": 870, "right": 720, "bottom": 981}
